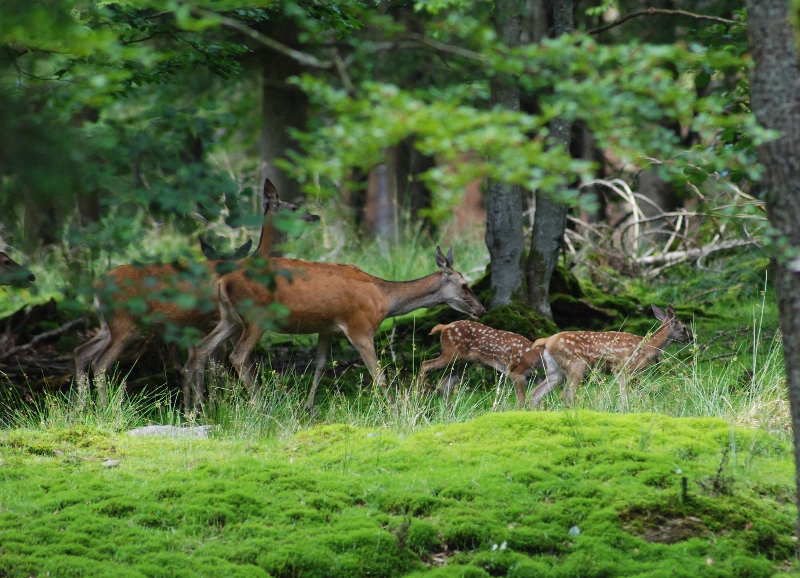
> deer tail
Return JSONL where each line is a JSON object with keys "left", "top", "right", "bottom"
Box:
{"left": 429, "top": 324, "right": 446, "bottom": 336}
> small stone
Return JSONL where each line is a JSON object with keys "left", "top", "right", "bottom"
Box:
{"left": 102, "top": 459, "right": 120, "bottom": 468}
{"left": 366, "top": 433, "right": 378, "bottom": 438}
{"left": 568, "top": 525, "right": 580, "bottom": 536}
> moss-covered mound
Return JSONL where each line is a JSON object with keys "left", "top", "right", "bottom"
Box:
{"left": 0, "top": 412, "right": 796, "bottom": 577}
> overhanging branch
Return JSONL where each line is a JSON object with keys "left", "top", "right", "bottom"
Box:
{"left": 588, "top": 8, "right": 740, "bottom": 36}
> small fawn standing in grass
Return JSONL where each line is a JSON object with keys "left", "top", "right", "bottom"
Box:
{"left": 417, "top": 321, "right": 542, "bottom": 409}
{"left": 529, "top": 304, "right": 693, "bottom": 408}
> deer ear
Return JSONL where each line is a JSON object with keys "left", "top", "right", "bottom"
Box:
{"left": 435, "top": 246, "right": 449, "bottom": 269}
{"left": 667, "top": 304, "right": 677, "bottom": 319}
{"left": 263, "top": 178, "right": 280, "bottom": 209}
{"left": 651, "top": 303, "right": 667, "bottom": 323}
{"left": 231, "top": 239, "right": 253, "bottom": 260}
{"left": 199, "top": 236, "right": 218, "bottom": 260}
{"left": 446, "top": 246, "right": 454, "bottom": 268}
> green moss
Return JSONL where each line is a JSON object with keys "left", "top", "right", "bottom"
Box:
{"left": 0, "top": 412, "right": 794, "bottom": 577}
{"left": 407, "top": 521, "right": 442, "bottom": 555}
{"left": 478, "top": 304, "right": 558, "bottom": 341}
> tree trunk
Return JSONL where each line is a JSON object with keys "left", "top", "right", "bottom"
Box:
{"left": 486, "top": 0, "right": 525, "bottom": 307}
{"left": 746, "top": 0, "right": 800, "bottom": 543}
{"left": 261, "top": 26, "right": 307, "bottom": 203}
{"left": 525, "top": 0, "right": 573, "bottom": 319}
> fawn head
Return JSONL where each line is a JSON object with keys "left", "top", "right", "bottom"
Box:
{"left": 652, "top": 303, "right": 693, "bottom": 344}
{"left": 436, "top": 246, "right": 486, "bottom": 319}
{"left": 0, "top": 251, "right": 35, "bottom": 287}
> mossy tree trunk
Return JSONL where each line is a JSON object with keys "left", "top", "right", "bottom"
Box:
{"left": 525, "top": 0, "right": 573, "bottom": 319}
{"left": 485, "top": 0, "right": 525, "bottom": 307}
{"left": 746, "top": 0, "right": 800, "bottom": 544}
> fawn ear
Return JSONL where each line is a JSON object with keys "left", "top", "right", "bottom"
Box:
{"left": 666, "top": 304, "right": 677, "bottom": 319}
{"left": 651, "top": 303, "right": 668, "bottom": 323}
{"left": 435, "top": 246, "right": 451, "bottom": 270}
{"left": 446, "top": 246, "right": 454, "bottom": 267}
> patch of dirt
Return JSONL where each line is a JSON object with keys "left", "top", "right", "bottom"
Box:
{"left": 621, "top": 510, "right": 709, "bottom": 544}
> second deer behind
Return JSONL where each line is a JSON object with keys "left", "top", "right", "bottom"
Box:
{"left": 529, "top": 304, "right": 693, "bottom": 408}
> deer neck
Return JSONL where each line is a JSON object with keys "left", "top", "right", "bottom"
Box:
{"left": 636, "top": 323, "right": 673, "bottom": 363}
{"left": 384, "top": 272, "right": 447, "bottom": 317}
{"left": 254, "top": 214, "right": 275, "bottom": 258}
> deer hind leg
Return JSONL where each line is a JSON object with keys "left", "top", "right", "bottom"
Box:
{"left": 529, "top": 349, "right": 563, "bottom": 408}
{"left": 186, "top": 285, "right": 243, "bottom": 412}
{"left": 304, "top": 332, "right": 333, "bottom": 413}
{"left": 229, "top": 323, "right": 266, "bottom": 395}
{"left": 74, "top": 297, "right": 110, "bottom": 378}
{"left": 342, "top": 327, "right": 390, "bottom": 403}
{"left": 90, "top": 318, "right": 139, "bottom": 406}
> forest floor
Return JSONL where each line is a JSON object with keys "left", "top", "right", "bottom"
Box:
{"left": 1, "top": 411, "right": 798, "bottom": 578}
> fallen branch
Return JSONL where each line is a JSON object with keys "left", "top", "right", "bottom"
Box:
{"left": 0, "top": 318, "right": 86, "bottom": 361}
{"left": 633, "top": 238, "right": 759, "bottom": 267}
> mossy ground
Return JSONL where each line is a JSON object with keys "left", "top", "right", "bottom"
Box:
{"left": 1, "top": 412, "right": 797, "bottom": 578}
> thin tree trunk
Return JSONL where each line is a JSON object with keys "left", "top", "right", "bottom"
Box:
{"left": 526, "top": 0, "right": 573, "bottom": 319}
{"left": 486, "top": 0, "right": 525, "bottom": 307}
{"left": 746, "top": 0, "right": 800, "bottom": 544}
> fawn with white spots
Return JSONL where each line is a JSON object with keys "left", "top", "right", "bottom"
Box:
{"left": 417, "top": 320, "right": 542, "bottom": 409}
{"left": 529, "top": 304, "right": 693, "bottom": 408}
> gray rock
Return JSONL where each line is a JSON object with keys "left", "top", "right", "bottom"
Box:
{"left": 102, "top": 459, "right": 121, "bottom": 468}
{"left": 126, "top": 425, "right": 214, "bottom": 439}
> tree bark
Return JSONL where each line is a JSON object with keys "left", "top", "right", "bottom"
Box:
{"left": 746, "top": 0, "right": 800, "bottom": 543}
{"left": 486, "top": 0, "right": 525, "bottom": 307}
{"left": 525, "top": 0, "right": 573, "bottom": 319}
{"left": 261, "top": 26, "right": 307, "bottom": 203}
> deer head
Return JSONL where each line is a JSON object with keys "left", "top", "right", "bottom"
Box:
{"left": 0, "top": 251, "right": 35, "bottom": 288}
{"left": 264, "top": 178, "right": 320, "bottom": 224}
{"left": 436, "top": 246, "right": 486, "bottom": 319}
{"left": 652, "top": 303, "right": 693, "bottom": 344}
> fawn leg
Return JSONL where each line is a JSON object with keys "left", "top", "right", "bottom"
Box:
{"left": 529, "top": 350, "right": 562, "bottom": 407}
{"left": 564, "top": 364, "right": 588, "bottom": 406}
{"left": 618, "top": 372, "right": 629, "bottom": 409}
{"left": 511, "top": 372, "right": 528, "bottom": 409}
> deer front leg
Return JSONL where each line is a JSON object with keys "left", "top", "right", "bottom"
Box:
{"left": 416, "top": 353, "right": 456, "bottom": 391}
{"left": 511, "top": 372, "right": 528, "bottom": 409}
{"left": 304, "top": 333, "right": 333, "bottom": 412}
{"left": 618, "top": 371, "right": 629, "bottom": 410}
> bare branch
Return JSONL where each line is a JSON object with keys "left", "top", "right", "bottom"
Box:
{"left": 0, "top": 318, "right": 87, "bottom": 361}
{"left": 588, "top": 8, "right": 740, "bottom": 36}
{"left": 633, "top": 238, "right": 759, "bottom": 267}
{"left": 191, "top": 8, "right": 333, "bottom": 69}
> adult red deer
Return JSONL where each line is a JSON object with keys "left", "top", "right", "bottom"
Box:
{"left": 74, "top": 179, "right": 318, "bottom": 409}
{"left": 529, "top": 304, "right": 693, "bottom": 408}
{"left": 186, "top": 247, "right": 486, "bottom": 411}
{"left": 0, "top": 251, "right": 35, "bottom": 287}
